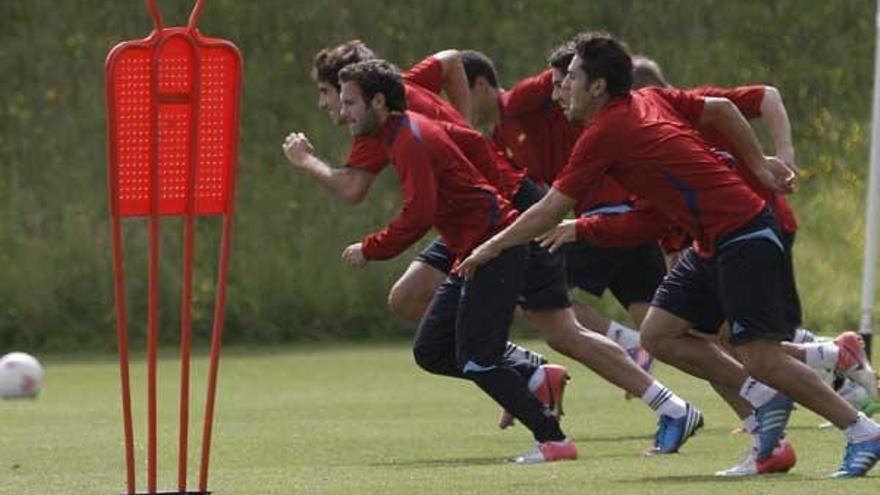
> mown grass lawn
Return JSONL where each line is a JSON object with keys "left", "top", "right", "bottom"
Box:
{"left": 2, "top": 341, "right": 876, "bottom": 494}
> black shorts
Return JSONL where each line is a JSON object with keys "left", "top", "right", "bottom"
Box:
{"left": 511, "top": 178, "right": 571, "bottom": 311}
{"left": 563, "top": 240, "right": 666, "bottom": 308}
{"left": 415, "top": 236, "right": 454, "bottom": 274}
{"left": 519, "top": 242, "right": 572, "bottom": 311}
{"left": 651, "top": 208, "right": 792, "bottom": 345}
{"left": 780, "top": 230, "right": 803, "bottom": 331}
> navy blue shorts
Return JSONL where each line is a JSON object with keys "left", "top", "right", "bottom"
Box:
{"left": 415, "top": 236, "right": 454, "bottom": 274}
{"left": 563, "top": 205, "right": 665, "bottom": 308}
{"left": 512, "top": 178, "right": 571, "bottom": 311}
{"left": 651, "top": 208, "right": 792, "bottom": 345}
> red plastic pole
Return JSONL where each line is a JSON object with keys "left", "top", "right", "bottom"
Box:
{"left": 106, "top": 52, "right": 137, "bottom": 493}
{"left": 199, "top": 213, "right": 233, "bottom": 492}
{"left": 146, "top": 39, "right": 162, "bottom": 493}
{"left": 178, "top": 33, "right": 202, "bottom": 492}
{"left": 111, "top": 217, "right": 137, "bottom": 495}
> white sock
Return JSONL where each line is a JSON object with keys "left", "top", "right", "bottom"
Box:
{"left": 527, "top": 366, "right": 545, "bottom": 392}
{"left": 845, "top": 412, "right": 880, "bottom": 443}
{"left": 641, "top": 381, "right": 687, "bottom": 419}
{"left": 607, "top": 320, "right": 641, "bottom": 351}
{"left": 803, "top": 342, "right": 839, "bottom": 370}
{"left": 739, "top": 377, "right": 780, "bottom": 408}
{"left": 743, "top": 414, "right": 759, "bottom": 449}
{"left": 793, "top": 327, "right": 816, "bottom": 344}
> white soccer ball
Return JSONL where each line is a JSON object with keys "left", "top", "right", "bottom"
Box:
{"left": 0, "top": 352, "right": 44, "bottom": 398}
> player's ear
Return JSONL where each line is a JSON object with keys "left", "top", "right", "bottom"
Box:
{"left": 474, "top": 76, "right": 491, "bottom": 93}
{"left": 590, "top": 78, "right": 607, "bottom": 96}
{"left": 370, "top": 92, "right": 386, "bottom": 112}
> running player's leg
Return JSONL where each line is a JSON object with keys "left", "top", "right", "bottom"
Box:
{"left": 608, "top": 241, "right": 667, "bottom": 371}
{"left": 714, "top": 213, "right": 880, "bottom": 477}
{"left": 415, "top": 274, "right": 546, "bottom": 382}
{"left": 456, "top": 245, "right": 576, "bottom": 462}
{"left": 725, "top": 237, "right": 860, "bottom": 428}
{"left": 521, "top": 238, "right": 700, "bottom": 453}
{"left": 412, "top": 275, "right": 466, "bottom": 379}
{"left": 563, "top": 241, "right": 649, "bottom": 365}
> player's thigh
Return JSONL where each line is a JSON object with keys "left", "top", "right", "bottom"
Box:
{"left": 646, "top": 247, "right": 723, "bottom": 343}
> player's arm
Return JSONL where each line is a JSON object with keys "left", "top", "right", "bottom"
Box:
{"left": 457, "top": 188, "right": 575, "bottom": 278}
{"left": 432, "top": 50, "right": 471, "bottom": 123}
{"left": 759, "top": 86, "right": 796, "bottom": 169}
{"left": 282, "top": 132, "right": 375, "bottom": 204}
{"left": 699, "top": 97, "right": 795, "bottom": 193}
{"left": 537, "top": 202, "right": 669, "bottom": 252}
{"left": 693, "top": 85, "right": 797, "bottom": 170}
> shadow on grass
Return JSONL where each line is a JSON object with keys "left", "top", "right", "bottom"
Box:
{"left": 573, "top": 423, "right": 823, "bottom": 445}
{"left": 367, "top": 456, "right": 507, "bottom": 468}
{"left": 616, "top": 473, "right": 814, "bottom": 484}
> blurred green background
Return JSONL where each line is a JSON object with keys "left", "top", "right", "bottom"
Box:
{"left": 0, "top": 0, "right": 876, "bottom": 351}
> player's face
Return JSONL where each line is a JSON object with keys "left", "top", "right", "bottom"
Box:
{"left": 340, "top": 81, "right": 381, "bottom": 137}
{"left": 551, "top": 67, "right": 569, "bottom": 111}
{"left": 564, "top": 54, "right": 605, "bottom": 123}
{"left": 316, "top": 81, "right": 344, "bottom": 125}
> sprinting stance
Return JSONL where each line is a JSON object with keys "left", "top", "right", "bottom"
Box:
{"left": 459, "top": 32, "right": 880, "bottom": 477}
{"left": 462, "top": 46, "right": 657, "bottom": 370}
{"left": 323, "top": 58, "right": 577, "bottom": 462}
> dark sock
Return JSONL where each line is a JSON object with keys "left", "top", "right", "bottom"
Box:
{"left": 466, "top": 365, "right": 564, "bottom": 442}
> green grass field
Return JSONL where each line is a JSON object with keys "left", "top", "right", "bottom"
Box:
{"left": 2, "top": 341, "right": 877, "bottom": 494}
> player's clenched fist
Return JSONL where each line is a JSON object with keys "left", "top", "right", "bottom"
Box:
{"left": 342, "top": 242, "right": 367, "bottom": 269}
{"left": 282, "top": 131, "right": 316, "bottom": 167}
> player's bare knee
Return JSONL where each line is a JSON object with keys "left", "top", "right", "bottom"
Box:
{"left": 639, "top": 325, "right": 667, "bottom": 356}
{"left": 388, "top": 282, "right": 420, "bottom": 320}
{"left": 387, "top": 282, "right": 408, "bottom": 317}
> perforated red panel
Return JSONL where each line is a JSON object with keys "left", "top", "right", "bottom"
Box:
{"left": 106, "top": 29, "right": 242, "bottom": 217}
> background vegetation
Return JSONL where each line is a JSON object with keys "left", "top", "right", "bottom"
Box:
{"left": 1, "top": 0, "right": 877, "bottom": 350}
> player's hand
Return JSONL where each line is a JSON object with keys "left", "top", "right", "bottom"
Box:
{"left": 777, "top": 146, "right": 798, "bottom": 173}
{"left": 755, "top": 155, "right": 797, "bottom": 194}
{"left": 342, "top": 242, "right": 367, "bottom": 269}
{"left": 455, "top": 241, "right": 502, "bottom": 279}
{"left": 536, "top": 219, "right": 577, "bottom": 253}
{"left": 282, "top": 131, "right": 316, "bottom": 167}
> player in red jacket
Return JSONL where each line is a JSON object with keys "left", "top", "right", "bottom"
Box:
{"left": 461, "top": 45, "right": 659, "bottom": 375}
{"left": 328, "top": 59, "right": 578, "bottom": 462}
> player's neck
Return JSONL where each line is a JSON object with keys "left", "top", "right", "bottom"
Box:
{"left": 583, "top": 94, "right": 611, "bottom": 122}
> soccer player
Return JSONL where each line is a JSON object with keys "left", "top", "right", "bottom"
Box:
{"left": 458, "top": 32, "right": 880, "bottom": 477}
{"left": 321, "top": 58, "right": 578, "bottom": 462}
{"left": 461, "top": 46, "right": 658, "bottom": 372}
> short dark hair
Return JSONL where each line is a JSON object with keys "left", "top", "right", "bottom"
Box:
{"left": 461, "top": 50, "right": 499, "bottom": 88}
{"left": 572, "top": 32, "right": 632, "bottom": 97}
{"left": 312, "top": 40, "right": 377, "bottom": 91}
{"left": 547, "top": 42, "right": 575, "bottom": 72}
{"left": 338, "top": 59, "right": 407, "bottom": 112}
{"left": 631, "top": 55, "right": 670, "bottom": 89}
